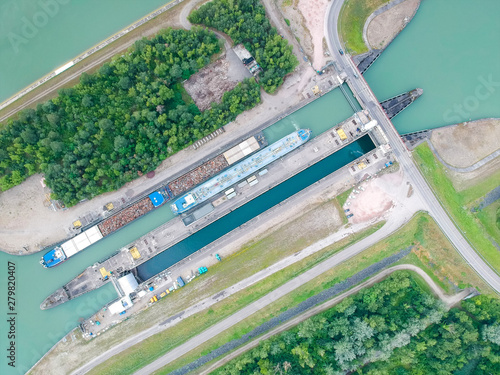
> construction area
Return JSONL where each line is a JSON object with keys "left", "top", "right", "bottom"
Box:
{"left": 184, "top": 49, "right": 252, "bottom": 111}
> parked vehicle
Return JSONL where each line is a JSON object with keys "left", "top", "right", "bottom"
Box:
{"left": 177, "top": 276, "right": 185, "bottom": 287}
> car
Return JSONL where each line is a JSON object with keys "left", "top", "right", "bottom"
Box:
{"left": 339, "top": 49, "right": 344, "bottom": 55}
{"left": 344, "top": 209, "right": 350, "bottom": 213}
{"left": 347, "top": 214, "right": 354, "bottom": 219}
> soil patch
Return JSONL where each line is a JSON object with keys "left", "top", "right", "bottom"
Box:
{"left": 344, "top": 170, "right": 407, "bottom": 224}
{"left": 367, "top": 0, "right": 420, "bottom": 49}
{"left": 184, "top": 50, "right": 250, "bottom": 111}
{"left": 298, "top": 0, "right": 329, "bottom": 67}
{"left": 431, "top": 119, "right": 500, "bottom": 168}
{"left": 278, "top": 0, "right": 314, "bottom": 62}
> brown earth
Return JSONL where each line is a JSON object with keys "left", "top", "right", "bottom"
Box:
{"left": 367, "top": 0, "right": 421, "bottom": 49}
{"left": 431, "top": 119, "right": 500, "bottom": 168}
{"left": 278, "top": 0, "right": 314, "bottom": 62}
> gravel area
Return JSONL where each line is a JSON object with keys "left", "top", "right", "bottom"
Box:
{"left": 431, "top": 119, "right": 500, "bottom": 168}
{"left": 298, "top": 0, "right": 329, "bottom": 67}
{"left": 170, "top": 248, "right": 412, "bottom": 375}
{"left": 345, "top": 170, "right": 407, "bottom": 225}
{"left": 184, "top": 50, "right": 251, "bottom": 111}
{"left": 367, "top": 0, "right": 421, "bottom": 49}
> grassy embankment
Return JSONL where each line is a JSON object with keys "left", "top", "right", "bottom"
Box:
{"left": 154, "top": 212, "right": 495, "bottom": 375}
{"left": 413, "top": 143, "right": 500, "bottom": 273}
{"left": 0, "top": 0, "right": 186, "bottom": 125}
{"left": 88, "top": 209, "right": 494, "bottom": 375}
{"left": 32, "top": 199, "right": 369, "bottom": 374}
{"left": 338, "top": 0, "right": 390, "bottom": 55}
{"left": 85, "top": 217, "right": 382, "bottom": 374}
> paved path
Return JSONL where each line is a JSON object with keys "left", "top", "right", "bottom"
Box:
{"left": 427, "top": 139, "right": 500, "bottom": 173}
{"left": 71, "top": 167, "right": 421, "bottom": 375}
{"left": 325, "top": 0, "right": 500, "bottom": 293}
{"left": 198, "top": 264, "right": 473, "bottom": 375}
{"left": 133, "top": 212, "right": 416, "bottom": 375}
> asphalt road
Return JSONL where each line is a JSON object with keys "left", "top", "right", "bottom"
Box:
{"left": 133, "top": 215, "right": 418, "bottom": 375}
{"left": 69, "top": 2, "right": 500, "bottom": 374}
{"left": 324, "top": 0, "right": 500, "bottom": 292}
{"left": 198, "top": 264, "right": 473, "bottom": 375}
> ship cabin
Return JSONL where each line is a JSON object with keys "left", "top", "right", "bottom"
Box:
{"left": 171, "top": 193, "right": 197, "bottom": 214}
{"left": 40, "top": 247, "right": 67, "bottom": 268}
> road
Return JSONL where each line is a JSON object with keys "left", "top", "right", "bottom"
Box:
{"left": 71, "top": 157, "right": 419, "bottom": 375}
{"left": 324, "top": 0, "right": 500, "bottom": 292}
{"left": 198, "top": 264, "right": 474, "bottom": 375}
{"left": 132, "top": 215, "right": 419, "bottom": 375}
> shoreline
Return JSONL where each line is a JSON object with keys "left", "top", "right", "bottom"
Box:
{"left": 0, "top": 0, "right": 182, "bottom": 117}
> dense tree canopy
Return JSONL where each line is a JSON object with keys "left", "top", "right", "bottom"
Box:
{"left": 0, "top": 27, "right": 261, "bottom": 205}
{"left": 189, "top": 0, "right": 299, "bottom": 93}
{"left": 214, "top": 272, "right": 448, "bottom": 374}
{"left": 215, "top": 272, "right": 500, "bottom": 375}
{"left": 363, "top": 294, "right": 500, "bottom": 374}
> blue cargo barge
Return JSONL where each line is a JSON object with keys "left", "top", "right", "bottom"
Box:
{"left": 171, "top": 129, "right": 311, "bottom": 214}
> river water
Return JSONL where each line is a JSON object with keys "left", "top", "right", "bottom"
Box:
{"left": 0, "top": 0, "right": 499, "bottom": 372}
{"left": 0, "top": 0, "right": 174, "bottom": 103}
{"left": 364, "top": 0, "right": 500, "bottom": 134}
{"left": 0, "top": 86, "right": 360, "bottom": 373}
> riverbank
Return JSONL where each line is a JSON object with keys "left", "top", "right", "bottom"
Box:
{"left": 0, "top": 0, "right": 318, "bottom": 255}
{"left": 0, "top": 0, "right": 183, "bottom": 121}
{"left": 366, "top": 0, "right": 421, "bottom": 50}
{"left": 338, "top": 0, "right": 420, "bottom": 58}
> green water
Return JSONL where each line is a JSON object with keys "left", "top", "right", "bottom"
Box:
{"left": 0, "top": 87, "right": 357, "bottom": 373}
{"left": 364, "top": 0, "right": 500, "bottom": 133}
{"left": 1, "top": 0, "right": 500, "bottom": 372}
{"left": 0, "top": 0, "right": 173, "bottom": 103}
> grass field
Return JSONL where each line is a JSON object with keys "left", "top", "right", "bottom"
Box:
{"left": 88, "top": 211, "right": 494, "bottom": 375}
{"left": 86, "top": 220, "right": 383, "bottom": 375}
{"left": 338, "top": 0, "right": 390, "bottom": 55}
{"left": 413, "top": 143, "right": 500, "bottom": 273}
{"left": 476, "top": 200, "right": 500, "bottom": 247}
{"left": 153, "top": 212, "right": 495, "bottom": 374}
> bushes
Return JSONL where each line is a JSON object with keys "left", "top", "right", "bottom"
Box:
{"left": 0, "top": 28, "right": 260, "bottom": 206}
{"left": 188, "top": 0, "right": 298, "bottom": 93}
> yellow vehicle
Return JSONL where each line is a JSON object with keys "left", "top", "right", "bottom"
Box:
{"left": 160, "top": 292, "right": 167, "bottom": 298}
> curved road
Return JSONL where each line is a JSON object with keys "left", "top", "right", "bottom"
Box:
{"left": 199, "top": 264, "right": 473, "bottom": 375}
{"left": 68, "top": 2, "right": 500, "bottom": 374}
{"left": 324, "top": 0, "right": 500, "bottom": 293}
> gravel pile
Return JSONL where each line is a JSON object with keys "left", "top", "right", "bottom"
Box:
{"left": 170, "top": 247, "right": 412, "bottom": 375}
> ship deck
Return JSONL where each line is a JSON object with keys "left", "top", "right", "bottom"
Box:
{"left": 41, "top": 118, "right": 377, "bottom": 310}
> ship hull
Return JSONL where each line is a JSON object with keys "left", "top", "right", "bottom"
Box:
{"left": 171, "top": 129, "right": 311, "bottom": 214}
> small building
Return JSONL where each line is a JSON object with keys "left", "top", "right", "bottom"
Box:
{"left": 117, "top": 273, "right": 139, "bottom": 296}
{"left": 129, "top": 246, "right": 141, "bottom": 260}
{"left": 108, "top": 295, "right": 133, "bottom": 315}
{"left": 361, "top": 120, "right": 378, "bottom": 132}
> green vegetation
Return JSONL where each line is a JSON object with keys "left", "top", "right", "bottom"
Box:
{"left": 86, "top": 215, "right": 382, "bottom": 375}
{"left": 338, "top": 0, "right": 390, "bottom": 54}
{"left": 477, "top": 201, "right": 500, "bottom": 248}
{"left": 363, "top": 295, "right": 500, "bottom": 374}
{"left": 188, "top": 0, "right": 299, "bottom": 93}
{"left": 213, "top": 272, "right": 447, "bottom": 374}
{"left": 135, "top": 213, "right": 493, "bottom": 374}
{"left": 413, "top": 143, "right": 500, "bottom": 273}
{"left": 214, "top": 278, "right": 500, "bottom": 375}
{"left": 0, "top": 27, "right": 261, "bottom": 205}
